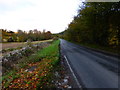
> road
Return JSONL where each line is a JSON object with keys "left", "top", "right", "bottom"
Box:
{"left": 60, "top": 39, "right": 119, "bottom": 88}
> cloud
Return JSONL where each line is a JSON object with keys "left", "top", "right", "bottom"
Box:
{"left": 0, "top": 0, "right": 81, "bottom": 33}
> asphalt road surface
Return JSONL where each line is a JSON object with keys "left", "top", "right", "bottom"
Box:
{"left": 60, "top": 39, "right": 119, "bottom": 88}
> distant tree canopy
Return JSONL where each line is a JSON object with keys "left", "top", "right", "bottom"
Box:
{"left": 62, "top": 2, "right": 120, "bottom": 48}
{"left": 0, "top": 29, "right": 52, "bottom": 42}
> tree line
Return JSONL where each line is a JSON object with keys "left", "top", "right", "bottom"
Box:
{"left": 61, "top": 2, "right": 119, "bottom": 49}
{"left": 0, "top": 29, "right": 52, "bottom": 42}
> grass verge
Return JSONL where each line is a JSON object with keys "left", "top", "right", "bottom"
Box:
{"left": 77, "top": 43, "right": 118, "bottom": 55}
{"left": 66, "top": 39, "right": 118, "bottom": 55}
{"left": 2, "top": 40, "right": 60, "bottom": 89}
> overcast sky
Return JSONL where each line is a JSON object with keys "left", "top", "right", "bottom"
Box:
{"left": 0, "top": 0, "right": 83, "bottom": 33}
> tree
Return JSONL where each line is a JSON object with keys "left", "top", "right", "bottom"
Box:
{"left": 63, "top": 2, "right": 119, "bottom": 48}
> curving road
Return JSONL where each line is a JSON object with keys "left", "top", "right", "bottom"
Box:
{"left": 60, "top": 39, "right": 119, "bottom": 88}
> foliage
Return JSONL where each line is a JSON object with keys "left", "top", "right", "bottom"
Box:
{"left": 2, "top": 40, "right": 60, "bottom": 89}
{"left": 62, "top": 2, "right": 119, "bottom": 50}
{"left": 1, "top": 29, "right": 52, "bottom": 42}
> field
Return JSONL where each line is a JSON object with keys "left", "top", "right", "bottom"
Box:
{"left": 1, "top": 43, "right": 25, "bottom": 50}
{"left": 1, "top": 39, "right": 53, "bottom": 50}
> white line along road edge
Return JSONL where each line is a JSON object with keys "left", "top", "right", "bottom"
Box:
{"left": 64, "top": 55, "right": 82, "bottom": 88}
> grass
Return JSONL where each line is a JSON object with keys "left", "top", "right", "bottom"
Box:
{"left": 67, "top": 39, "right": 118, "bottom": 55}
{"left": 31, "top": 39, "right": 53, "bottom": 44}
{"left": 77, "top": 42, "right": 118, "bottom": 54}
{"left": 2, "top": 39, "right": 60, "bottom": 89}
{"left": 38, "top": 40, "right": 59, "bottom": 58}
{"left": 1, "top": 39, "right": 53, "bottom": 44}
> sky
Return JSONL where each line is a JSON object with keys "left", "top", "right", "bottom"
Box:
{"left": 0, "top": 0, "right": 83, "bottom": 33}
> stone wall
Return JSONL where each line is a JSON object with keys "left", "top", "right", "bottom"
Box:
{"left": 1, "top": 41, "right": 52, "bottom": 73}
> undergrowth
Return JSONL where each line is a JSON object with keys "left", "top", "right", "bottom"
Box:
{"left": 2, "top": 40, "right": 60, "bottom": 89}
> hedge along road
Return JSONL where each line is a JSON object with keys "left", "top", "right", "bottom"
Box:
{"left": 60, "top": 39, "right": 119, "bottom": 88}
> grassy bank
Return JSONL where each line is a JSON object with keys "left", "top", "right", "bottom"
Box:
{"left": 2, "top": 40, "right": 60, "bottom": 89}
{"left": 78, "top": 43, "right": 118, "bottom": 55}
{"left": 69, "top": 40, "right": 118, "bottom": 55}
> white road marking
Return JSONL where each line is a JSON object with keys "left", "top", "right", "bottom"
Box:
{"left": 64, "top": 55, "right": 82, "bottom": 88}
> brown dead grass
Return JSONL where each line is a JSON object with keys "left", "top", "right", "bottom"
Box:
{"left": 1, "top": 39, "right": 53, "bottom": 50}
